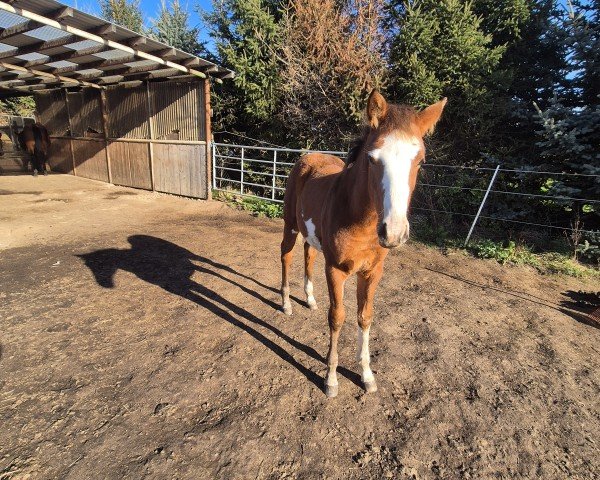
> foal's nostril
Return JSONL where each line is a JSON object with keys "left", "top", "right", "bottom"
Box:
{"left": 378, "top": 222, "right": 387, "bottom": 239}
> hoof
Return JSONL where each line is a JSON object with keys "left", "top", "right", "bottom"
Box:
{"left": 364, "top": 381, "right": 378, "bottom": 393}
{"left": 282, "top": 304, "right": 292, "bottom": 316}
{"left": 43, "top": 170, "right": 48, "bottom": 176}
{"left": 33, "top": 170, "right": 38, "bottom": 177}
{"left": 307, "top": 299, "right": 318, "bottom": 310}
{"left": 325, "top": 384, "right": 338, "bottom": 398}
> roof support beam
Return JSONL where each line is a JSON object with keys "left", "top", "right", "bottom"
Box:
{"left": 49, "top": 6, "right": 73, "bottom": 22}
{"left": 92, "top": 23, "right": 116, "bottom": 37}
{"left": 0, "top": 61, "right": 103, "bottom": 89}
{"left": 20, "top": 43, "right": 107, "bottom": 68}
{"left": 0, "top": 19, "right": 42, "bottom": 40}
{"left": 65, "top": 55, "right": 135, "bottom": 73}
{"left": 0, "top": 71, "right": 21, "bottom": 80}
{"left": 2, "top": 77, "right": 46, "bottom": 86}
{"left": 98, "top": 68, "right": 182, "bottom": 85}
{"left": 155, "top": 47, "right": 177, "bottom": 59}
{"left": 94, "top": 64, "right": 175, "bottom": 84}
{"left": 0, "top": 2, "right": 206, "bottom": 79}
{"left": 126, "top": 36, "right": 146, "bottom": 48}
{"left": 0, "top": 34, "right": 77, "bottom": 60}
{"left": 182, "top": 57, "right": 214, "bottom": 69}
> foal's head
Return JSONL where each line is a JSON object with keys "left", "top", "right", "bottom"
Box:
{"left": 363, "top": 90, "right": 446, "bottom": 248}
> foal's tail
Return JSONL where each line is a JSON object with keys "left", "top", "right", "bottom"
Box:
{"left": 282, "top": 160, "right": 301, "bottom": 232}
{"left": 282, "top": 155, "right": 313, "bottom": 232}
{"left": 280, "top": 157, "right": 307, "bottom": 315}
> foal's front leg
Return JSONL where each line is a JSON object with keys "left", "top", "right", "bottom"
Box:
{"left": 356, "top": 264, "right": 383, "bottom": 393}
{"left": 324, "top": 265, "right": 348, "bottom": 398}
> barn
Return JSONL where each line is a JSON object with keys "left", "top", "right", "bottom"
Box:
{"left": 0, "top": 0, "right": 233, "bottom": 199}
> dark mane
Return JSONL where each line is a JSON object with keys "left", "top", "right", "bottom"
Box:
{"left": 344, "top": 134, "right": 366, "bottom": 165}
{"left": 344, "top": 104, "right": 419, "bottom": 165}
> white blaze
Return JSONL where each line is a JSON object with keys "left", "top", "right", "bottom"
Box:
{"left": 369, "top": 135, "right": 420, "bottom": 236}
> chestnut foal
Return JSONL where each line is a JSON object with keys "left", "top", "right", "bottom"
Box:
{"left": 280, "top": 90, "right": 446, "bottom": 397}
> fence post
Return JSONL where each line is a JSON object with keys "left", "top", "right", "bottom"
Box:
{"left": 272, "top": 149, "right": 277, "bottom": 200}
{"left": 240, "top": 147, "right": 245, "bottom": 194}
{"left": 464, "top": 165, "right": 501, "bottom": 247}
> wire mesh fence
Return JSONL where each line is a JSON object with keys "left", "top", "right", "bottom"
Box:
{"left": 212, "top": 142, "right": 600, "bottom": 246}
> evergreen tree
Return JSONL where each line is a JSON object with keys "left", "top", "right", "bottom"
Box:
{"left": 100, "top": 0, "right": 144, "bottom": 33}
{"left": 534, "top": 2, "right": 600, "bottom": 203}
{"left": 203, "top": 0, "right": 283, "bottom": 134}
{"left": 481, "top": 1, "right": 567, "bottom": 168}
{"left": 567, "top": 0, "right": 600, "bottom": 107}
{"left": 151, "top": 1, "right": 207, "bottom": 56}
{"left": 526, "top": 1, "right": 599, "bottom": 258}
{"left": 387, "top": 0, "right": 507, "bottom": 165}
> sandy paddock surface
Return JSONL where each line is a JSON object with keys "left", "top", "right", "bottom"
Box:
{"left": 0, "top": 174, "right": 598, "bottom": 479}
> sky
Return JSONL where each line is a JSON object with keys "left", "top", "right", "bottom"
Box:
{"left": 63, "top": 0, "right": 215, "bottom": 48}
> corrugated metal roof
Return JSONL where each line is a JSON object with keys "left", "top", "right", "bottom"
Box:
{"left": 0, "top": 0, "right": 233, "bottom": 95}
{"left": 25, "top": 25, "right": 72, "bottom": 41}
{"left": 0, "top": 10, "right": 25, "bottom": 28}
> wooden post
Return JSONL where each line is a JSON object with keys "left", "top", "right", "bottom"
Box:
{"left": 63, "top": 88, "right": 77, "bottom": 176}
{"left": 99, "top": 88, "right": 112, "bottom": 183}
{"left": 203, "top": 77, "right": 212, "bottom": 200}
{"left": 146, "top": 81, "right": 156, "bottom": 191}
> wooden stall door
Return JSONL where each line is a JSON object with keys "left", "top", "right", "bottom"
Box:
{"left": 152, "top": 143, "right": 207, "bottom": 198}
{"left": 47, "top": 138, "right": 73, "bottom": 174}
{"left": 71, "top": 138, "right": 109, "bottom": 182}
{"left": 108, "top": 141, "right": 152, "bottom": 190}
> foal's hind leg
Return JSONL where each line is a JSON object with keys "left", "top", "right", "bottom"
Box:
{"left": 303, "top": 242, "right": 318, "bottom": 310}
{"left": 356, "top": 264, "right": 384, "bottom": 393}
{"left": 280, "top": 228, "right": 298, "bottom": 315}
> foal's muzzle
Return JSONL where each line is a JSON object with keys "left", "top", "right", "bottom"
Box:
{"left": 377, "top": 220, "right": 410, "bottom": 248}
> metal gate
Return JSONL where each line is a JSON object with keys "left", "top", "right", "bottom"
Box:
{"left": 212, "top": 143, "right": 345, "bottom": 203}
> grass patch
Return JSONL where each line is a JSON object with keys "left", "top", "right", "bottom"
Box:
{"left": 466, "top": 239, "right": 599, "bottom": 278}
{"left": 213, "top": 190, "right": 283, "bottom": 219}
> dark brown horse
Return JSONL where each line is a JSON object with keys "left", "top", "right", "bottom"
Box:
{"left": 18, "top": 122, "right": 51, "bottom": 176}
{"left": 280, "top": 90, "right": 446, "bottom": 397}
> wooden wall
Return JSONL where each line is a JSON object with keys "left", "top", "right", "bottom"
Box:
{"left": 38, "top": 79, "right": 210, "bottom": 199}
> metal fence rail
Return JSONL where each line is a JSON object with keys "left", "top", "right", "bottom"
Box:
{"left": 212, "top": 142, "right": 599, "bottom": 244}
{"left": 213, "top": 143, "right": 346, "bottom": 203}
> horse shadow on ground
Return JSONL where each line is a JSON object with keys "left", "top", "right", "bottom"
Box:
{"left": 77, "top": 235, "right": 362, "bottom": 391}
{"left": 425, "top": 267, "right": 600, "bottom": 330}
{"left": 560, "top": 290, "right": 600, "bottom": 329}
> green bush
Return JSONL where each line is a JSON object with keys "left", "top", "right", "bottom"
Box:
{"left": 213, "top": 189, "right": 284, "bottom": 219}
{"left": 469, "top": 239, "right": 518, "bottom": 264}
{"left": 241, "top": 198, "right": 283, "bottom": 218}
{"left": 577, "top": 231, "right": 600, "bottom": 265}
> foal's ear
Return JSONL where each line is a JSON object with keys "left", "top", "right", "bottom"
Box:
{"left": 417, "top": 97, "right": 447, "bottom": 136}
{"left": 367, "top": 90, "right": 388, "bottom": 129}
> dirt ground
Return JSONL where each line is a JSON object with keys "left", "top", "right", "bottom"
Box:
{"left": 1, "top": 174, "right": 598, "bottom": 480}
